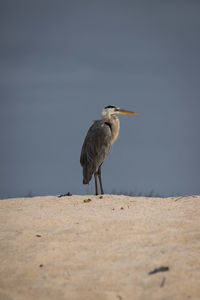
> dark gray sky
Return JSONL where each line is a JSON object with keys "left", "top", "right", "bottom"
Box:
{"left": 1, "top": 0, "right": 200, "bottom": 198}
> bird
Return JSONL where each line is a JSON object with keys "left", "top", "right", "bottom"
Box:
{"left": 80, "top": 105, "right": 138, "bottom": 195}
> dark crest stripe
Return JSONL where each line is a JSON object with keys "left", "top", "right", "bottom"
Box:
{"left": 104, "top": 105, "right": 117, "bottom": 109}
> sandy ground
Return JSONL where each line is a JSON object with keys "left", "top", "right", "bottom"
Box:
{"left": 0, "top": 194, "right": 200, "bottom": 300}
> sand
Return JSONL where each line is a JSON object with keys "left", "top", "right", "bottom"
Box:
{"left": 0, "top": 194, "right": 200, "bottom": 300}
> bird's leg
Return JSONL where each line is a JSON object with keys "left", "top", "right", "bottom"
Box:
{"left": 94, "top": 172, "right": 98, "bottom": 195}
{"left": 97, "top": 166, "right": 104, "bottom": 195}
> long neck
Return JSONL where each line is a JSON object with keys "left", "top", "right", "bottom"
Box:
{"left": 103, "top": 114, "right": 120, "bottom": 144}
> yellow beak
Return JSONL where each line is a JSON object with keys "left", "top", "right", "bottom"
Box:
{"left": 118, "top": 109, "right": 138, "bottom": 115}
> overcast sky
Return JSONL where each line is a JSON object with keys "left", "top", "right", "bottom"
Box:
{"left": 1, "top": 0, "right": 200, "bottom": 198}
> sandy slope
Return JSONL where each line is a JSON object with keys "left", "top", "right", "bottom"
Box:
{"left": 0, "top": 194, "right": 200, "bottom": 300}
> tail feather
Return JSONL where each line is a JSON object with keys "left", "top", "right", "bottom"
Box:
{"left": 83, "top": 165, "right": 93, "bottom": 184}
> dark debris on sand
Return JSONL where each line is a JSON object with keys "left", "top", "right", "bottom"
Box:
{"left": 58, "top": 192, "right": 72, "bottom": 198}
{"left": 148, "top": 266, "right": 169, "bottom": 275}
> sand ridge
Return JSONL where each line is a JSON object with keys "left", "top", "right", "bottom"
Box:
{"left": 0, "top": 195, "right": 200, "bottom": 300}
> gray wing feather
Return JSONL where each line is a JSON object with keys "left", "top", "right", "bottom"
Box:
{"left": 80, "top": 120, "right": 112, "bottom": 183}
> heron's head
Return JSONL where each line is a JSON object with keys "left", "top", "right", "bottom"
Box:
{"left": 102, "top": 105, "right": 138, "bottom": 119}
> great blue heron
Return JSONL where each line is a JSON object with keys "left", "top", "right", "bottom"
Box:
{"left": 80, "top": 105, "right": 138, "bottom": 195}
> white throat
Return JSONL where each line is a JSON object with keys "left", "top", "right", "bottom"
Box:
{"left": 102, "top": 111, "right": 120, "bottom": 144}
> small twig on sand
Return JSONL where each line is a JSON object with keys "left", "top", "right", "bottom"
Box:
{"left": 148, "top": 266, "right": 169, "bottom": 275}
{"left": 174, "top": 196, "right": 185, "bottom": 202}
{"left": 160, "top": 277, "right": 166, "bottom": 287}
{"left": 174, "top": 195, "right": 198, "bottom": 202}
